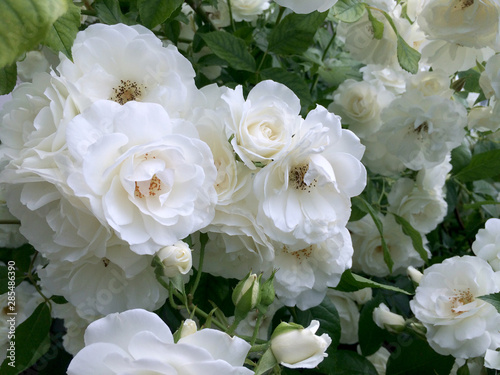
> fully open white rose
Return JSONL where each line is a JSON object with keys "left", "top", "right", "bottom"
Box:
{"left": 410, "top": 256, "right": 500, "bottom": 358}
{"left": 222, "top": 80, "right": 302, "bottom": 169}
{"left": 274, "top": 0, "right": 338, "bottom": 13}
{"left": 68, "top": 309, "right": 253, "bottom": 375}
{"left": 254, "top": 105, "right": 366, "bottom": 249}
{"left": 417, "top": 0, "right": 500, "bottom": 50}
{"left": 271, "top": 320, "right": 331, "bottom": 368}
{"left": 65, "top": 100, "right": 217, "bottom": 255}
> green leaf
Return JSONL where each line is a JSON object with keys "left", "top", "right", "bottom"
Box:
{"left": 0, "top": 265, "right": 25, "bottom": 294}
{"left": 366, "top": 8, "right": 384, "bottom": 40}
{"left": 386, "top": 337, "right": 455, "bottom": 375}
{"left": 479, "top": 292, "right": 500, "bottom": 314}
{"left": 93, "top": 0, "right": 132, "bottom": 25}
{"left": 201, "top": 31, "right": 256, "bottom": 72}
{"left": 254, "top": 347, "right": 278, "bottom": 375}
{"left": 318, "top": 350, "right": 378, "bottom": 375}
{"left": 352, "top": 196, "right": 393, "bottom": 273}
{"left": 260, "top": 67, "right": 313, "bottom": 105}
{"left": 268, "top": 11, "right": 328, "bottom": 55}
{"left": 454, "top": 149, "right": 500, "bottom": 182}
{"left": 396, "top": 35, "right": 420, "bottom": 74}
{"left": 392, "top": 214, "right": 428, "bottom": 263}
{"left": 0, "top": 63, "right": 17, "bottom": 95}
{"left": 0, "top": 0, "right": 68, "bottom": 68}
{"left": 331, "top": 0, "right": 366, "bottom": 23}
{"left": 334, "top": 269, "right": 412, "bottom": 295}
{"left": 138, "top": 0, "right": 183, "bottom": 28}
{"left": 43, "top": 0, "right": 80, "bottom": 59}
{"left": 0, "top": 302, "right": 52, "bottom": 374}
{"left": 450, "top": 143, "right": 472, "bottom": 175}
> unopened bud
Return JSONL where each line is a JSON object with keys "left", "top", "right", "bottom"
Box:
{"left": 232, "top": 272, "right": 261, "bottom": 319}
{"left": 373, "top": 303, "right": 406, "bottom": 333}
{"left": 407, "top": 266, "right": 423, "bottom": 284}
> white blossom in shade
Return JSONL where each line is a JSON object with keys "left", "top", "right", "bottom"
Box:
{"left": 364, "top": 346, "right": 390, "bottom": 375}
{"left": 327, "top": 289, "right": 361, "bottom": 344}
{"left": 254, "top": 105, "right": 366, "bottom": 249}
{"left": 271, "top": 320, "right": 331, "bottom": 369}
{"left": 67, "top": 308, "right": 253, "bottom": 375}
{"left": 273, "top": 227, "right": 354, "bottom": 310}
{"left": 405, "top": 69, "right": 453, "bottom": 98}
{"left": 51, "top": 302, "right": 95, "bottom": 356}
{"left": 329, "top": 79, "right": 394, "bottom": 138}
{"left": 0, "top": 281, "right": 44, "bottom": 362}
{"left": 0, "top": 193, "right": 26, "bottom": 248}
{"left": 219, "top": 0, "right": 270, "bottom": 22}
{"left": 378, "top": 91, "right": 467, "bottom": 171}
{"left": 485, "top": 349, "right": 500, "bottom": 370}
{"left": 468, "top": 102, "right": 500, "bottom": 133}
{"left": 472, "top": 218, "right": 500, "bottom": 271}
{"left": 273, "top": 0, "right": 338, "bottom": 13}
{"left": 195, "top": 195, "right": 274, "bottom": 280}
{"left": 361, "top": 64, "right": 410, "bottom": 95}
{"left": 410, "top": 256, "right": 500, "bottom": 359}
{"left": 157, "top": 241, "right": 192, "bottom": 278}
{"left": 417, "top": 0, "right": 500, "bottom": 50}
{"left": 416, "top": 153, "right": 452, "bottom": 192}
{"left": 16, "top": 50, "right": 51, "bottom": 82}
{"left": 420, "top": 40, "right": 495, "bottom": 74}
{"left": 480, "top": 54, "right": 500, "bottom": 99}
{"left": 349, "top": 213, "right": 429, "bottom": 277}
{"left": 65, "top": 100, "right": 217, "bottom": 255}
{"left": 38, "top": 247, "right": 168, "bottom": 319}
{"left": 221, "top": 80, "right": 302, "bottom": 169}
{"left": 361, "top": 134, "right": 406, "bottom": 177}
{"left": 56, "top": 23, "right": 203, "bottom": 118}
{"left": 387, "top": 177, "right": 447, "bottom": 234}
{"left": 233, "top": 299, "right": 284, "bottom": 340}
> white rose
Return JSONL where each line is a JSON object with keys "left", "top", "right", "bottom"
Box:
{"left": 417, "top": 0, "right": 500, "bottom": 50}
{"left": 361, "top": 64, "right": 410, "bottom": 95}
{"left": 468, "top": 103, "right": 500, "bottom": 133}
{"left": 379, "top": 90, "right": 467, "bottom": 171}
{"left": 271, "top": 320, "right": 331, "bottom": 368}
{"left": 349, "top": 213, "right": 429, "bottom": 277}
{"left": 222, "top": 80, "right": 302, "bottom": 169}
{"left": 65, "top": 100, "right": 217, "bottom": 255}
{"left": 410, "top": 255, "right": 500, "bottom": 359}
{"left": 480, "top": 54, "right": 500, "bottom": 99}
{"left": 329, "top": 79, "right": 394, "bottom": 138}
{"left": 254, "top": 105, "right": 366, "bottom": 249}
{"left": 157, "top": 241, "right": 192, "bottom": 277}
{"left": 364, "top": 346, "right": 390, "bottom": 375}
{"left": 273, "top": 0, "right": 338, "bottom": 13}
{"left": 472, "top": 218, "right": 500, "bottom": 271}
{"left": 68, "top": 309, "right": 253, "bottom": 375}
{"left": 405, "top": 70, "right": 453, "bottom": 98}
{"left": 220, "top": 0, "right": 270, "bottom": 22}
{"left": 327, "top": 290, "right": 362, "bottom": 344}
{"left": 372, "top": 303, "right": 406, "bottom": 333}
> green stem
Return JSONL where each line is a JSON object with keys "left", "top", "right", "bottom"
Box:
{"left": 321, "top": 24, "right": 336, "bottom": 61}
{"left": 190, "top": 232, "right": 208, "bottom": 297}
{"left": 185, "top": 0, "right": 217, "bottom": 30}
{"left": 249, "top": 343, "right": 269, "bottom": 352}
{"left": 250, "top": 313, "right": 264, "bottom": 346}
{"left": 0, "top": 220, "right": 21, "bottom": 225}
{"left": 81, "top": 9, "right": 97, "bottom": 17}
{"left": 275, "top": 6, "right": 286, "bottom": 25}
{"left": 227, "top": 0, "right": 236, "bottom": 31}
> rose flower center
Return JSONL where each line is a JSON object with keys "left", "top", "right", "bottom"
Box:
{"left": 110, "top": 79, "right": 146, "bottom": 105}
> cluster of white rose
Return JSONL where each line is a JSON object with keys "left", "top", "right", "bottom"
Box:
{"left": 0, "top": 20, "right": 366, "bottom": 355}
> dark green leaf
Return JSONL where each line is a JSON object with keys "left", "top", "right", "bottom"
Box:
{"left": 396, "top": 35, "right": 420, "bottom": 74}
{"left": 50, "top": 295, "right": 69, "bottom": 304}
{"left": 352, "top": 196, "right": 393, "bottom": 273}
{"left": 334, "top": 269, "right": 412, "bottom": 295}
{"left": 0, "top": 63, "right": 17, "bottom": 95}
{"left": 454, "top": 149, "right": 500, "bottom": 182}
{"left": 268, "top": 12, "right": 328, "bottom": 55}
{"left": 0, "top": 0, "right": 67, "bottom": 68}
{"left": 456, "top": 362, "right": 471, "bottom": 375}
{"left": 479, "top": 292, "right": 500, "bottom": 314}
{"left": 358, "top": 294, "right": 386, "bottom": 356}
{"left": 93, "top": 0, "right": 133, "bottom": 25}
{"left": 392, "top": 214, "right": 428, "bottom": 263}
{"left": 0, "top": 265, "right": 25, "bottom": 294}
{"left": 319, "top": 350, "right": 378, "bottom": 375}
{"left": 44, "top": 0, "right": 80, "bottom": 59}
{"left": 309, "top": 297, "right": 341, "bottom": 349}
{"left": 386, "top": 337, "right": 455, "bottom": 375}
{"left": 0, "top": 302, "right": 51, "bottom": 374}
{"left": 366, "top": 8, "right": 384, "bottom": 39}
{"left": 332, "top": 0, "right": 366, "bottom": 23}
{"left": 451, "top": 143, "right": 472, "bottom": 175}
{"left": 138, "top": 0, "right": 182, "bottom": 28}
{"left": 201, "top": 31, "right": 256, "bottom": 72}
{"left": 260, "top": 67, "right": 312, "bottom": 105}
{"left": 254, "top": 347, "right": 277, "bottom": 375}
